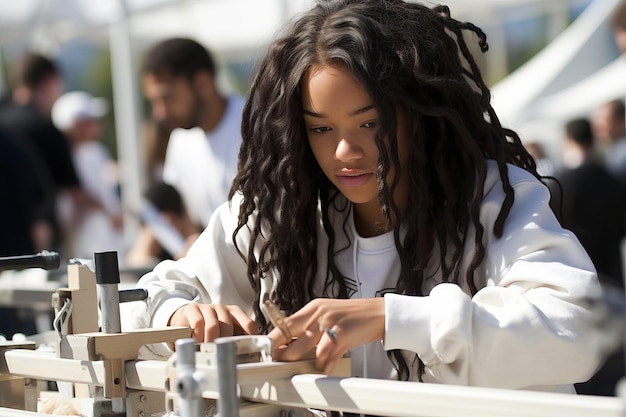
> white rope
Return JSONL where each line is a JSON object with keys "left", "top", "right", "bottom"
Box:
{"left": 53, "top": 298, "right": 73, "bottom": 337}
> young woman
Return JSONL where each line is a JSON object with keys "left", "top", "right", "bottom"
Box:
{"left": 124, "top": 0, "right": 606, "bottom": 393}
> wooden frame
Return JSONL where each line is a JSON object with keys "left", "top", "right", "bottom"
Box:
{"left": 2, "top": 345, "right": 624, "bottom": 417}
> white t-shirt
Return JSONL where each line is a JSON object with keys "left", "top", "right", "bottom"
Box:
{"left": 162, "top": 95, "right": 245, "bottom": 227}
{"left": 58, "top": 140, "right": 124, "bottom": 259}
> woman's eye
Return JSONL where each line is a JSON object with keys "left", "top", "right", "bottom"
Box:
{"left": 310, "top": 126, "right": 331, "bottom": 134}
{"left": 362, "top": 121, "right": 377, "bottom": 129}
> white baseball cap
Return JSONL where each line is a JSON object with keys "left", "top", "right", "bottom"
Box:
{"left": 51, "top": 91, "right": 108, "bottom": 131}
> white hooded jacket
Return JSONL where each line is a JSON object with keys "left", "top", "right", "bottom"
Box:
{"left": 122, "top": 161, "right": 606, "bottom": 393}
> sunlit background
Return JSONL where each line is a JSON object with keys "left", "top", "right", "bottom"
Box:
{"left": 0, "top": 0, "right": 623, "bottom": 241}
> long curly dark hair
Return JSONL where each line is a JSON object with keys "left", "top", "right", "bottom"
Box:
{"left": 230, "top": 0, "right": 541, "bottom": 379}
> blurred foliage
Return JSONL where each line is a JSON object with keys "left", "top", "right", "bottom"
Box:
{"left": 84, "top": 49, "right": 117, "bottom": 159}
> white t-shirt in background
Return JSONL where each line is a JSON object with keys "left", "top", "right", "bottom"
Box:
{"left": 162, "top": 95, "right": 245, "bottom": 227}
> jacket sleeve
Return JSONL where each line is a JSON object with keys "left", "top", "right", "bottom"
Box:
{"left": 120, "top": 196, "right": 257, "bottom": 357}
{"left": 384, "top": 175, "right": 610, "bottom": 389}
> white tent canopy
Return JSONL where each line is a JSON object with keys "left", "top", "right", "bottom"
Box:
{"left": 529, "top": 56, "right": 626, "bottom": 122}
{"left": 0, "top": 0, "right": 306, "bottom": 51}
{"left": 490, "top": 0, "right": 624, "bottom": 154}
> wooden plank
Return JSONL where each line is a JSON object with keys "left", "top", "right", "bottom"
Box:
{"left": 193, "top": 357, "right": 351, "bottom": 398}
{"left": 0, "top": 342, "right": 36, "bottom": 374}
{"left": 4, "top": 349, "right": 105, "bottom": 385}
{"left": 61, "top": 327, "right": 192, "bottom": 360}
{"left": 6, "top": 346, "right": 622, "bottom": 417}
{"left": 243, "top": 374, "right": 625, "bottom": 417}
{"left": 0, "top": 407, "right": 59, "bottom": 417}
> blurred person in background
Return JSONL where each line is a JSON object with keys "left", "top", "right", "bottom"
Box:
{"left": 51, "top": 91, "right": 125, "bottom": 260}
{"left": 126, "top": 181, "right": 200, "bottom": 268}
{"left": 0, "top": 52, "right": 88, "bottom": 253}
{"left": 141, "top": 119, "right": 172, "bottom": 186}
{"left": 610, "top": 0, "right": 626, "bottom": 54}
{"left": 0, "top": 126, "right": 44, "bottom": 338}
{"left": 141, "top": 38, "right": 245, "bottom": 229}
{"left": 550, "top": 117, "right": 626, "bottom": 396}
{"left": 0, "top": 126, "right": 42, "bottom": 256}
{"left": 523, "top": 140, "right": 556, "bottom": 177}
{"left": 592, "top": 99, "right": 626, "bottom": 184}
{"left": 553, "top": 118, "right": 626, "bottom": 288}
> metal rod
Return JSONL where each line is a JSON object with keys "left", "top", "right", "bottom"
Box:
{"left": 94, "top": 252, "right": 121, "bottom": 334}
{"left": 94, "top": 251, "right": 124, "bottom": 413}
{"left": 118, "top": 288, "right": 148, "bottom": 303}
{"left": 216, "top": 338, "right": 239, "bottom": 417}
{"left": 176, "top": 338, "right": 204, "bottom": 417}
{"left": 0, "top": 250, "right": 60, "bottom": 272}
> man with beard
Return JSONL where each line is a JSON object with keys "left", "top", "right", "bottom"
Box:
{"left": 141, "top": 38, "right": 245, "bottom": 229}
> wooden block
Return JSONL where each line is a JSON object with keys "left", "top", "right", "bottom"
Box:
{"left": 66, "top": 264, "right": 98, "bottom": 334}
{"left": 73, "top": 383, "right": 91, "bottom": 398}
{"left": 67, "top": 264, "right": 96, "bottom": 290}
{"left": 61, "top": 327, "right": 192, "bottom": 361}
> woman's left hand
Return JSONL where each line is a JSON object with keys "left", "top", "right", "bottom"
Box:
{"left": 267, "top": 297, "right": 385, "bottom": 374}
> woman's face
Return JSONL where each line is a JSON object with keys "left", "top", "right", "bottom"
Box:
{"left": 302, "top": 63, "right": 410, "bottom": 233}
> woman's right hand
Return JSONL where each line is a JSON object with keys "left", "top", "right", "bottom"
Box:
{"left": 169, "top": 302, "right": 258, "bottom": 343}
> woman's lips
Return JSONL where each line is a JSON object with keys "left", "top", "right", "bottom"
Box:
{"left": 336, "top": 172, "right": 373, "bottom": 187}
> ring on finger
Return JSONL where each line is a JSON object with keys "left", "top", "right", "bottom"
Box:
{"left": 323, "top": 325, "right": 337, "bottom": 342}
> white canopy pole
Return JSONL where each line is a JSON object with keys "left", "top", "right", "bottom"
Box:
{"left": 109, "top": 0, "right": 145, "bottom": 255}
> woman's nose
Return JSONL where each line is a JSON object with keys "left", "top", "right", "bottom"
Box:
{"left": 335, "top": 136, "right": 363, "bottom": 162}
